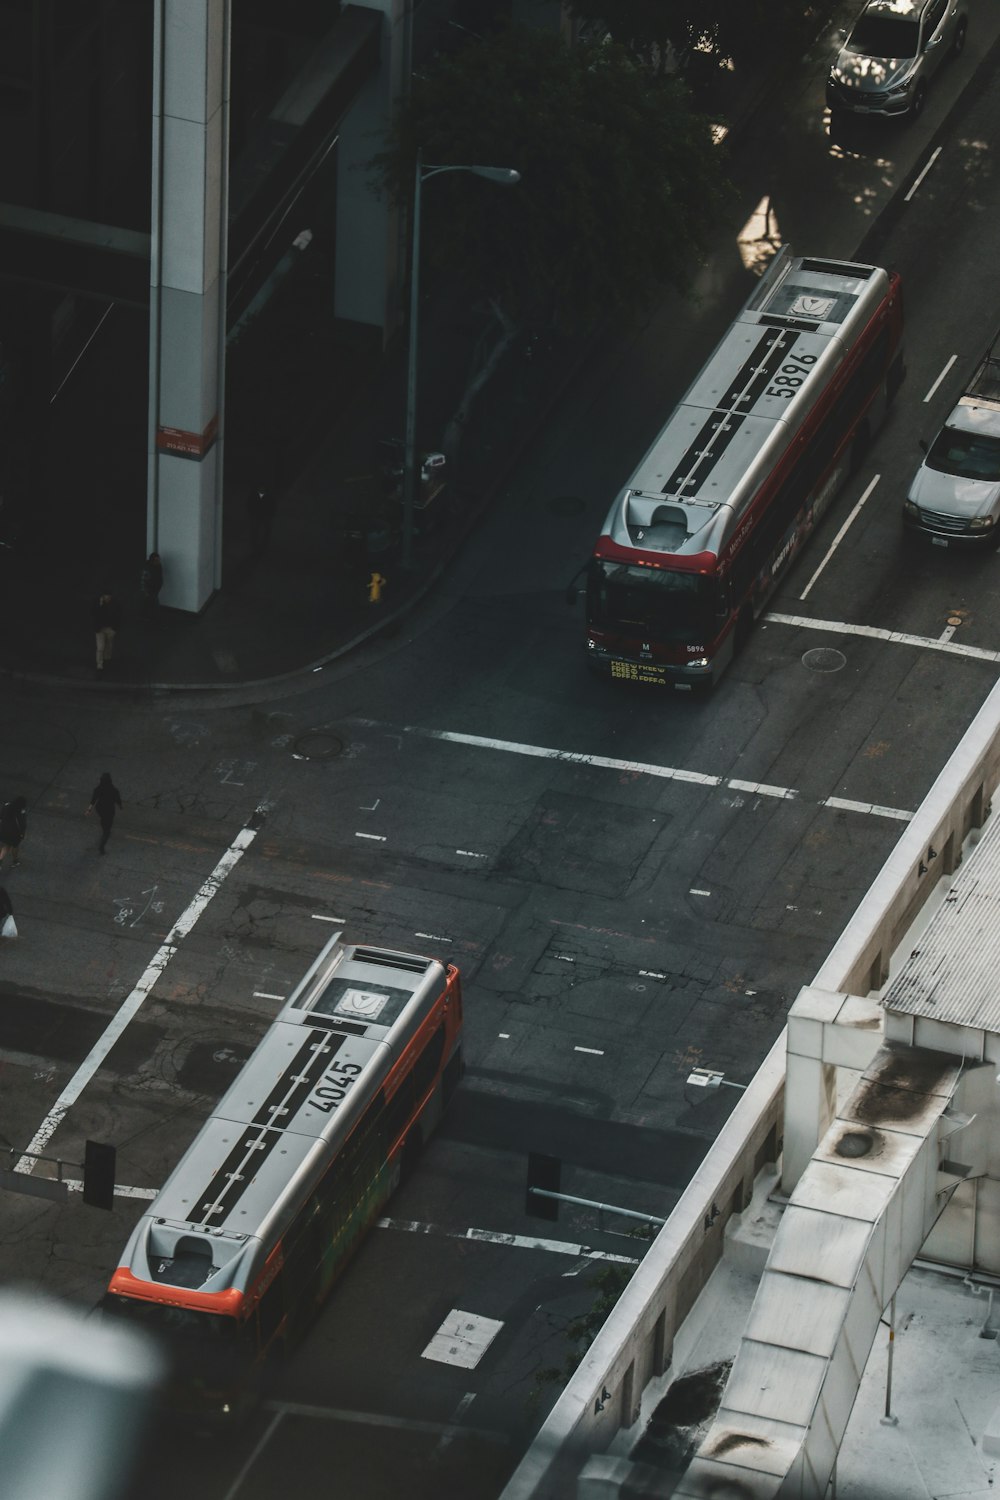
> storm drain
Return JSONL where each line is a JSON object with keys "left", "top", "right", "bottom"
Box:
{"left": 291, "top": 729, "right": 345, "bottom": 761}
{"left": 802, "top": 646, "right": 846, "bottom": 673}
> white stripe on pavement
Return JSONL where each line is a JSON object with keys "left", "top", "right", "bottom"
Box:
{"left": 799, "top": 474, "right": 881, "bottom": 602}
{"left": 385, "top": 724, "right": 910, "bottom": 821}
{"left": 17, "top": 808, "right": 267, "bottom": 1171}
{"left": 378, "top": 1216, "right": 641, "bottom": 1265}
{"left": 822, "top": 795, "right": 911, "bottom": 822}
{"left": 766, "top": 611, "right": 1000, "bottom": 665}
{"left": 415, "top": 728, "right": 722, "bottom": 788}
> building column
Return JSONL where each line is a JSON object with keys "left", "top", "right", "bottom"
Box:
{"left": 781, "top": 985, "right": 883, "bottom": 1194}
{"left": 147, "top": 0, "right": 230, "bottom": 612}
{"left": 334, "top": 0, "right": 405, "bottom": 342}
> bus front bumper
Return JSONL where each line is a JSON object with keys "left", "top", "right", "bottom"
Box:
{"left": 587, "top": 646, "right": 714, "bottom": 689}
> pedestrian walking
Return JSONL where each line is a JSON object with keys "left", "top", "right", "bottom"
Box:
{"left": 93, "top": 590, "right": 122, "bottom": 672}
{"left": 0, "top": 884, "right": 16, "bottom": 941}
{"left": 247, "top": 486, "right": 276, "bottom": 552}
{"left": 0, "top": 795, "right": 27, "bottom": 869}
{"left": 87, "top": 772, "right": 122, "bottom": 855}
{"left": 368, "top": 569, "right": 387, "bottom": 605}
{"left": 140, "top": 552, "right": 163, "bottom": 615}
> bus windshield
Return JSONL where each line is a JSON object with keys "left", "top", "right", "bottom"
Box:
{"left": 587, "top": 560, "right": 716, "bottom": 644}
{"left": 103, "top": 1295, "right": 240, "bottom": 1346}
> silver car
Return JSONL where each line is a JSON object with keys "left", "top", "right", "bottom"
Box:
{"left": 904, "top": 413, "right": 1000, "bottom": 547}
{"left": 827, "top": 0, "right": 968, "bottom": 120}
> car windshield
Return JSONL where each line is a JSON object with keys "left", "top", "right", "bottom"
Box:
{"left": 925, "top": 428, "right": 1000, "bottom": 482}
{"left": 587, "top": 560, "right": 715, "bottom": 644}
{"left": 848, "top": 16, "right": 919, "bottom": 57}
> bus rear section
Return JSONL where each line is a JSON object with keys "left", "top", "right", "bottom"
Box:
{"left": 102, "top": 933, "right": 463, "bottom": 1417}
{"left": 583, "top": 252, "right": 904, "bottom": 689}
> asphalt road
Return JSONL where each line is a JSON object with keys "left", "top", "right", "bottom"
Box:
{"left": 2, "top": 8, "right": 1000, "bottom": 1500}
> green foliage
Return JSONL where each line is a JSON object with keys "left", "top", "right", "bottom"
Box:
{"left": 528, "top": 1261, "right": 634, "bottom": 1414}
{"left": 565, "top": 0, "right": 831, "bottom": 66}
{"left": 371, "top": 26, "right": 732, "bottom": 332}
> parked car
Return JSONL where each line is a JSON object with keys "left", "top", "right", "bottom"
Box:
{"left": 826, "top": 0, "right": 968, "bottom": 120}
{"left": 903, "top": 340, "right": 1000, "bottom": 547}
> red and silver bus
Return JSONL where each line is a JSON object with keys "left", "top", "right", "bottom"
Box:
{"left": 103, "top": 933, "right": 463, "bottom": 1413}
{"left": 582, "top": 251, "right": 905, "bottom": 689}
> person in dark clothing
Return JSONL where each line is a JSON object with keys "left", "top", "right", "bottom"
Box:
{"left": 0, "top": 795, "right": 27, "bottom": 868}
{"left": 140, "top": 552, "right": 163, "bottom": 614}
{"left": 0, "top": 884, "right": 14, "bottom": 940}
{"left": 93, "top": 591, "right": 122, "bottom": 671}
{"left": 87, "top": 773, "right": 122, "bottom": 855}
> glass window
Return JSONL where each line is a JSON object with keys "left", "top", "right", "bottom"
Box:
{"left": 926, "top": 429, "right": 1000, "bottom": 481}
{"left": 103, "top": 1295, "right": 239, "bottom": 1345}
{"left": 849, "top": 16, "right": 920, "bottom": 56}
{"left": 587, "top": 562, "right": 714, "bottom": 644}
{"left": 924, "top": 0, "right": 947, "bottom": 35}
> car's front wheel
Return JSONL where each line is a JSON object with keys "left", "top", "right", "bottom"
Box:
{"left": 951, "top": 18, "right": 968, "bottom": 57}
{"left": 909, "top": 81, "right": 927, "bottom": 118}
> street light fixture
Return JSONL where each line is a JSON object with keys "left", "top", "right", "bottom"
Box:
{"left": 401, "top": 148, "right": 520, "bottom": 570}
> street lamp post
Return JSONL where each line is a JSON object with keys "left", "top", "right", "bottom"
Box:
{"left": 401, "top": 148, "right": 520, "bottom": 570}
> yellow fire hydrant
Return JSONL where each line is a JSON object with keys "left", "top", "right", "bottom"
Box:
{"left": 368, "top": 570, "right": 387, "bottom": 605}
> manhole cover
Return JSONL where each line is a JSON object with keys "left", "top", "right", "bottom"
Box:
{"left": 291, "top": 730, "right": 345, "bottom": 761}
{"left": 549, "top": 494, "right": 585, "bottom": 516}
{"left": 802, "top": 646, "right": 846, "bottom": 673}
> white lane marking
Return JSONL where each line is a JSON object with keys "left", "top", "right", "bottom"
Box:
{"left": 574, "top": 1045, "right": 604, "bottom": 1056}
{"left": 690, "top": 888, "right": 711, "bottom": 897}
{"left": 363, "top": 722, "right": 913, "bottom": 822}
{"left": 17, "top": 810, "right": 266, "bottom": 1171}
{"left": 905, "top": 144, "right": 943, "bottom": 202}
{"left": 498, "top": 1032, "right": 511, "bottom": 1038}
{"left": 311, "top": 914, "right": 345, "bottom": 923}
{"left": 221, "top": 1411, "right": 284, "bottom": 1500}
{"left": 437, "top": 1391, "right": 478, "bottom": 1453}
{"left": 415, "top": 728, "right": 721, "bottom": 788}
{"left": 639, "top": 970, "right": 668, "bottom": 980}
{"left": 924, "top": 353, "right": 957, "bottom": 403}
{"left": 65, "top": 1178, "right": 158, "bottom": 1200}
{"left": 799, "top": 474, "right": 880, "bottom": 601}
{"left": 766, "top": 611, "right": 1000, "bottom": 665}
{"left": 361, "top": 798, "right": 381, "bottom": 811}
{"left": 456, "top": 849, "right": 488, "bottom": 859}
{"left": 727, "top": 778, "right": 797, "bottom": 800}
{"left": 253, "top": 991, "right": 285, "bottom": 1001}
{"left": 823, "top": 795, "right": 911, "bottom": 822}
{"left": 553, "top": 953, "right": 575, "bottom": 963}
{"left": 355, "top": 831, "right": 386, "bottom": 841}
{"left": 415, "top": 930, "right": 452, "bottom": 943}
{"left": 378, "top": 1217, "right": 640, "bottom": 1265}
{"left": 262, "top": 1399, "right": 506, "bottom": 1443}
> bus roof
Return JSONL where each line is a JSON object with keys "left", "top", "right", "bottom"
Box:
{"left": 599, "top": 255, "right": 893, "bottom": 563}
{"left": 113, "top": 938, "right": 449, "bottom": 1298}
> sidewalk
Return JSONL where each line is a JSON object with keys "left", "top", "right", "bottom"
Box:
{"left": 0, "top": 10, "right": 839, "bottom": 696}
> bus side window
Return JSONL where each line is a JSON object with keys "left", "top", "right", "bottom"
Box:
{"left": 412, "top": 1024, "right": 446, "bottom": 1100}
{"left": 256, "top": 1275, "right": 286, "bottom": 1351}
